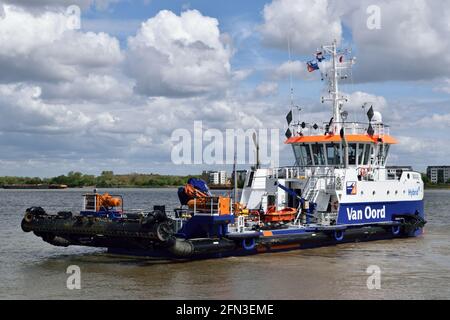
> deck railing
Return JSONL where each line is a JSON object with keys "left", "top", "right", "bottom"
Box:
{"left": 289, "top": 121, "right": 390, "bottom": 137}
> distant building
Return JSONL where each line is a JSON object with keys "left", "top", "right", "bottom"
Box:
{"left": 203, "top": 170, "right": 227, "bottom": 185}
{"left": 386, "top": 166, "right": 413, "bottom": 180}
{"left": 427, "top": 166, "right": 450, "bottom": 183}
{"left": 201, "top": 170, "right": 247, "bottom": 186}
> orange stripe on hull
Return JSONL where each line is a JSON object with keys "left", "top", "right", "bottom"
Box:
{"left": 262, "top": 231, "right": 273, "bottom": 237}
{"left": 271, "top": 244, "right": 300, "bottom": 250}
{"left": 256, "top": 246, "right": 268, "bottom": 253}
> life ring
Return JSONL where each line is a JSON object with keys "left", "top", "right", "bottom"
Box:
{"left": 334, "top": 230, "right": 344, "bottom": 241}
{"left": 391, "top": 225, "right": 401, "bottom": 236}
{"left": 242, "top": 238, "right": 256, "bottom": 251}
{"left": 359, "top": 168, "right": 368, "bottom": 177}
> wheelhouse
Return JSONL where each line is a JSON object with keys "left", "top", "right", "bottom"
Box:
{"left": 287, "top": 132, "right": 397, "bottom": 168}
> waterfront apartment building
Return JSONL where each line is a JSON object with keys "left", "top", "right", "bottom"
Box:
{"left": 427, "top": 166, "right": 450, "bottom": 183}
{"left": 202, "top": 170, "right": 227, "bottom": 185}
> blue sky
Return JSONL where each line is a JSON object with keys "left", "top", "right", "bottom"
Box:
{"left": 0, "top": 0, "right": 449, "bottom": 177}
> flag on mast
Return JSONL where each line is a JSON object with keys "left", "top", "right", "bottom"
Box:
{"left": 316, "top": 51, "right": 325, "bottom": 62}
{"left": 307, "top": 61, "right": 319, "bottom": 72}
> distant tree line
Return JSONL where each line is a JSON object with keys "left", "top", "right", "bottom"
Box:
{"left": 0, "top": 171, "right": 201, "bottom": 188}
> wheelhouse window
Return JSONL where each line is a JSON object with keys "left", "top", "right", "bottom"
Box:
{"left": 363, "top": 144, "right": 372, "bottom": 165}
{"left": 377, "top": 144, "right": 390, "bottom": 166}
{"left": 357, "top": 144, "right": 365, "bottom": 165}
{"left": 293, "top": 145, "right": 302, "bottom": 165}
{"left": 326, "top": 143, "right": 341, "bottom": 166}
{"left": 300, "top": 144, "right": 313, "bottom": 166}
{"left": 348, "top": 143, "right": 357, "bottom": 165}
{"left": 311, "top": 144, "right": 326, "bottom": 165}
{"left": 292, "top": 144, "right": 311, "bottom": 166}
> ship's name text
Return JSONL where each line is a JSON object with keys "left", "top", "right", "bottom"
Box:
{"left": 346, "top": 205, "right": 386, "bottom": 221}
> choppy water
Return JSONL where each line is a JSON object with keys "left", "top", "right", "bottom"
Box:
{"left": 1, "top": 188, "right": 449, "bottom": 299}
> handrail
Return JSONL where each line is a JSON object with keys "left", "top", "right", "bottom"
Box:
{"left": 289, "top": 121, "right": 390, "bottom": 137}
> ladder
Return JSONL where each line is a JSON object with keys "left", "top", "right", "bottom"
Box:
{"left": 303, "top": 176, "right": 320, "bottom": 203}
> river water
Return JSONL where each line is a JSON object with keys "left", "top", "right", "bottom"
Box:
{"left": 1, "top": 188, "right": 449, "bottom": 299}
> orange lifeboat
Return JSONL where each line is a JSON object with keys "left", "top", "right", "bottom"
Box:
{"left": 98, "top": 193, "right": 122, "bottom": 209}
{"left": 263, "top": 206, "right": 297, "bottom": 223}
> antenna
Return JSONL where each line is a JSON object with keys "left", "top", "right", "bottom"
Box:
{"left": 233, "top": 146, "right": 237, "bottom": 211}
{"left": 320, "top": 40, "right": 356, "bottom": 134}
{"left": 287, "top": 37, "right": 294, "bottom": 109}
{"left": 252, "top": 132, "right": 260, "bottom": 170}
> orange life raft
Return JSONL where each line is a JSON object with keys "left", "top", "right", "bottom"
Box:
{"left": 263, "top": 206, "right": 297, "bottom": 223}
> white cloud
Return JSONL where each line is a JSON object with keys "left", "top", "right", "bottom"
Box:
{"left": 40, "top": 74, "right": 133, "bottom": 103}
{"left": 347, "top": 0, "right": 450, "bottom": 82}
{"left": 0, "top": 1, "right": 448, "bottom": 175}
{"left": 260, "top": 0, "right": 450, "bottom": 83}
{"left": 344, "top": 91, "right": 387, "bottom": 112}
{"left": 2, "top": 0, "right": 119, "bottom": 11}
{"left": 0, "top": 84, "right": 91, "bottom": 133}
{"left": 254, "top": 81, "right": 278, "bottom": 97}
{"left": 260, "top": 0, "right": 342, "bottom": 55}
{"left": 125, "top": 10, "right": 233, "bottom": 97}
{"left": 415, "top": 113, "right": 450, "bottom": 128}
{"left": 0, "top": 5, "right": 123, "bottom": 83}
{"left": 434, "top": 79, "right": 450, "bottom": 94}
{"left": 272, "top": 60, "right": 316, "bottom": 81}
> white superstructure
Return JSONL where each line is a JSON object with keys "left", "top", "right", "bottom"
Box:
{"left": 239, "top": 41, "right": 424, "bottom": 228}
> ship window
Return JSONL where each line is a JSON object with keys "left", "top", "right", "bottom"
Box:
{"left": 247, "top": 171, "right": 254, "bottom": 188}
{"left": 363, "top": 144, "right": 372, "bottom": 165}
{"left": 377, "top": 144, "right": 390, "bottom": 165}
{"left": 293, "top": 145, "right": 302, "bottom": 165}
{"left": 384, "top": 145, "right": 390, "bottom": 164}
{"left": 357, "top": 144, "right": 365, "bottom": 165}
{"left": 326, "top": 143, "right": 341, "bottom": 165}
{"left": 311, "top": 144, "right": 326, "bottom": 165}
{"left": 348, "top": 143, "right": 357, "bottom": 165}
{"left": 300, "top": 144, "right": 313, "bottom": 166}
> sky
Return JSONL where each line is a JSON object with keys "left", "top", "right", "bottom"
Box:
{"left": 0, "top": 0, "right": 449, "bottom": 177}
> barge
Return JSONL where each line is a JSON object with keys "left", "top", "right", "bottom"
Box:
{"left": 21, "top": 42, "right": 426, "bottom": 259}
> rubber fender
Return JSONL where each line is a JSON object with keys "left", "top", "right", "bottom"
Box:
{"left": 57, "top": 211, "right": 73, "bottom": 219}
{"left": 168, "top": 239, "right": 195, "bottom": 257}
{"left": 42, "top": 234, "right": 71, "bottom": 247}
{"left": 155, "top": 221, "right": 174, "bottom": 242}
{"left": 25, "top": 206, "right": 47, "bottom": 216}
{"left": 21, "top": 217, "right": 33, "bottom": 232}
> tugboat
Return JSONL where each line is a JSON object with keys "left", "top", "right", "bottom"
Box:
{"left": 21, "top": 42, "right": 426, "bottom": 259}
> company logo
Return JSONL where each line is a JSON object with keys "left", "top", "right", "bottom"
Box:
{"left": 346, "top": 181, "right": 357, "bottom": 195}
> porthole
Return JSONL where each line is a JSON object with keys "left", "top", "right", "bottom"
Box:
{"left": 407, "top": 173, "right": 410, "bottom": 179}
{"left": 361, "top": 191, "right": 364, "bottom": 195}
{"left": 387, "top": 190, "right": 390, "bottom": 195}
{"left": 372, "top": 191, "right": 376, "bottom": 195}
{"left": 395, "top": 190, "right": 398, "bottom": 195}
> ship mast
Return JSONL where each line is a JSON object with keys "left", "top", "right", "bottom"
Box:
{"left": 321, "top": 40, "right": 354, "bottom": 134}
